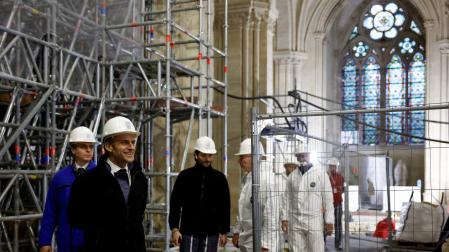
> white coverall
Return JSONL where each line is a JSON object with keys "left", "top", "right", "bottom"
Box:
{"left": 234, "top": 161, "right": 282, "bottom": 251}
{"left": 278, "top": 172, "right": 289, "bottom": 247}
{"left": 281, "top": 165, "right": 334, "bottom": 252}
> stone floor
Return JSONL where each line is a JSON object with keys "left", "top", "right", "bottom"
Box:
{"left": 215, "top": 234, "right": 432, "bottom": 252}
{"left": 208, "top": 210, "right": 435, "bottom": 252}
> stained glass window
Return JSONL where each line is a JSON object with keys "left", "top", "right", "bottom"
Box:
{"left": 408, "top": 52, "right": 425, "bottom": 143}
{"left": 386, "top": 55, "right": 405, "bottom": 144}
{"left": 341, "top": 1, "right": 425, "bottom": 145}
{"left": 410, "top": 20, "right": 421, "bottom": 35}
{"left": 350, "top": 26, "right": 358, "bottom": 40}
{"left": 363, "top": 2, "right": 405, "bottom": 40}
{"left": 342, "top": 58, "right": 358, "bottom": 131}
{"left": 353, "top": 42, "right": 369, "bottom": 58}
{"left": 399, "top": 37, "right": 416, "bottom": 54}
{"left": 361, "top": 57, "right": 381, "bottom": 144}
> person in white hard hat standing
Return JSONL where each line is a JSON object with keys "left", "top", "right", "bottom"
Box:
{"left": 281, "top": 151, "right": 334, "bottom": 252}
{"left": 232, "top": 138, "right": 281, "bottom": 252}
{"left": 283, "top": 154, "right": 299, "bottom": 178}
{"left": 327, "top": 157, "right": 344, "bottom": 251}
{"left": 169, "top": 136, "right": 230, "bottom": 252}
{"left": 68, "top": 116, "right": 148, "bottom": 252}
{"left": 39, "top": 126, "right": 96, "bottom": 252}
{"left": 279, "top": 154, "right": 299, "bottom": 251}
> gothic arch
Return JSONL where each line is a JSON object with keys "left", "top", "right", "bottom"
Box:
{"left": 297, "top": 0, "right": 440, "bottom": 51}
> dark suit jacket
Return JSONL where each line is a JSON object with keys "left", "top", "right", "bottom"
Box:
{"left": 169, "top": 163, "right": 230, "bottom": 235}
{"left": 68, "top": 156, "right": 148, "bottom": 252}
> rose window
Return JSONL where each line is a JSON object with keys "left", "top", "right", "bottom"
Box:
{"left": 363, "top": 3, "right": 405, "bottom": 40}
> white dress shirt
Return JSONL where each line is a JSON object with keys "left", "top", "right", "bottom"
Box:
{"left": 74, "top": 162, "right": 88, "bottom": 170}
{"left": 107, "top": 159, "right": 131, "bottom": 186}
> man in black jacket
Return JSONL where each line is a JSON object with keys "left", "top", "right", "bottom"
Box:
{"left": 169, "top": 136, "right": 231, "bottom": 252}
{"left": 68, "top": 116, "right": 148, "bottom": 252}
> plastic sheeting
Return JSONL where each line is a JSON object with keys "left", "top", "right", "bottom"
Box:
{"left": 396, "top": 201, "right": 447, "bottom": 243}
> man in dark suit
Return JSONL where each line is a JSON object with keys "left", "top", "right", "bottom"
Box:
{"left": 68, "top": 116, "right": 148, "bottom": 252}
{"left": 169, "top": 136, "right": 230, "bottom": 251}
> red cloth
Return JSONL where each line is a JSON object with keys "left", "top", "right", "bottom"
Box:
{"left": 329, "top": 172, "right": 344, "bottom": 205}
{"left": 373, "top": 218, "right": 396, "bottom": 239}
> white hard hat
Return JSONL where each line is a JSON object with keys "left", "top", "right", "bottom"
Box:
{"left": 69, "top": 126, "right": 96, "bottom": 143}
{"left": 194, "top": 136, "right": 217, "bottom": 154}
{"left": 235, "top": 138, "right": 265, "bottom": 156}
{"left": 102, "top": 116, "right": 140, "bottom": 140}
{"left": 284, "top": 154, "right": 298, "bottom": 165}
{"left": 294, "top": 145, "right": 310, "bottom": 157}
{"left": 327, "top": 157, "right": 340, "bottom": 166}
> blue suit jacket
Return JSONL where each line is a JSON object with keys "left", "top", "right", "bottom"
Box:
{"left": 39, "top": 161, "right": 96, "bottom": 252}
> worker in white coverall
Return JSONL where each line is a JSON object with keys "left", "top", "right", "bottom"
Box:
{"left": 232, "top": 138, "right": 282, "bottom": 252}
{"left": 281, "top": 152, "right": 334, "bottom": 252}
{"left": 279, "top": 154, "right": 299, "bottom": 250}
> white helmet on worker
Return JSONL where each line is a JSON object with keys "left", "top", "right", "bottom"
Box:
{"left": 284, "top": 154, "right": 298, "bottom": 165}
{"left": 328, "top": 157, "right": 340, "bottom": 166}
{"left": 102, "top": 116, "right": 140, "bottom": 140}
{"left": 69, "top": 126, "right": 97, "bottom": 143}
{"left": 294, "top": 145, "right": 310, "bottom": 157}
{"left": 235, "top": 138, "right": 265, "bottom": 156}
{"left": 194, "top": 136, "right": 217, "bottom": 154}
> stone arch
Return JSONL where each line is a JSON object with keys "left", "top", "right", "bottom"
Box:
{"left": 298, "top": 0, "right": 440, "bottom": 50}
{"left": 411, "top": 0, "right": 440, "bottom": 24}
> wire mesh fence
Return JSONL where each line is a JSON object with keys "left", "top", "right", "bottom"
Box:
{"left": 249, "top": 104, "right": 449, "bottom": 252}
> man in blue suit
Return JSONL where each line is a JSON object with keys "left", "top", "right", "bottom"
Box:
{"left": 39, "top": 126, "right": 97, "bottom": 252}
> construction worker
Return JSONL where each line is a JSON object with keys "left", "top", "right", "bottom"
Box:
{"left": 39, "top": 126, "right": 96, "bottom": 252}
{"left": 232, "top": 138, "right": 281, "bottom": 252}
{"left": 169, "top": 136, "right": 230, "bottom": 251}
{"left": 327, "top": 157, "right": 344, "bottom": 251}
{"left": 283, "top": 154, "right": 299, "bottom": 177}
{"left": 68, "top": 116, "right": 148, "bottom": 252}
{"left": 281, "top": 151, "right": 334, "bottom": 252}
{"left": 279, "top": 154, "right": 299, "bottom": 250}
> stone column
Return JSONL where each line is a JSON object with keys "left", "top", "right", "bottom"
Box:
{"left": 273, "top": 50, "right": 307, "bottom": 112}
{"left": 310, "top": 32, "right": 327, "bottom": 153}
{"left": 425, "top": 40, "right": 449, "bottom": 203}
{"left": 272, "top": 50, "right": 307, "bottom": 172}
{"left": 254, "top": 2, "right": 277, "bottom": 113}
{"left": 424, "top": 16, "right": 449, "bottom": 203}
{"left": 214, "top": 0, "right": 278, "bottom": 224}
{"left": 221, "top": 2, "right": 277, "bottom": 141}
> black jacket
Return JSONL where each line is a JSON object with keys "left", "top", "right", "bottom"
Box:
{"left": 68, "top": 156, "right": 148, "bottom": 252}
{"left": 169, "top": 163, "right": 230, "bottom": 235}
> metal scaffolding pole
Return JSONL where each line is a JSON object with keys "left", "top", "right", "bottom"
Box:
{"left": 223, "top": 0, "right": 229, "bottom": 176}
{"left": 259, "top": 103, "right": 449, "bottom": 119}
{"left": 164, "top": 1, "right": 172, "bottom": 251}
{"left": 251, "top": 107, "right": 262, "bottom": 252}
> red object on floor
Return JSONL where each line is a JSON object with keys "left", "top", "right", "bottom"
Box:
{"left": 373, "top": 218, "right": 396, "bottom": 239}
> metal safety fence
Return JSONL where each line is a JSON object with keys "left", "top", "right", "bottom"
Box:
{"left": 250, "top": 101, "right": 449, "bottom": 252}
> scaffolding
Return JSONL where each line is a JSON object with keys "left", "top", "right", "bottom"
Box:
{"left": 0, "top": 0, "right": 228, "bottom": 251}
{"left": 250, "top": 95, "right": 449, "bottom": 252}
